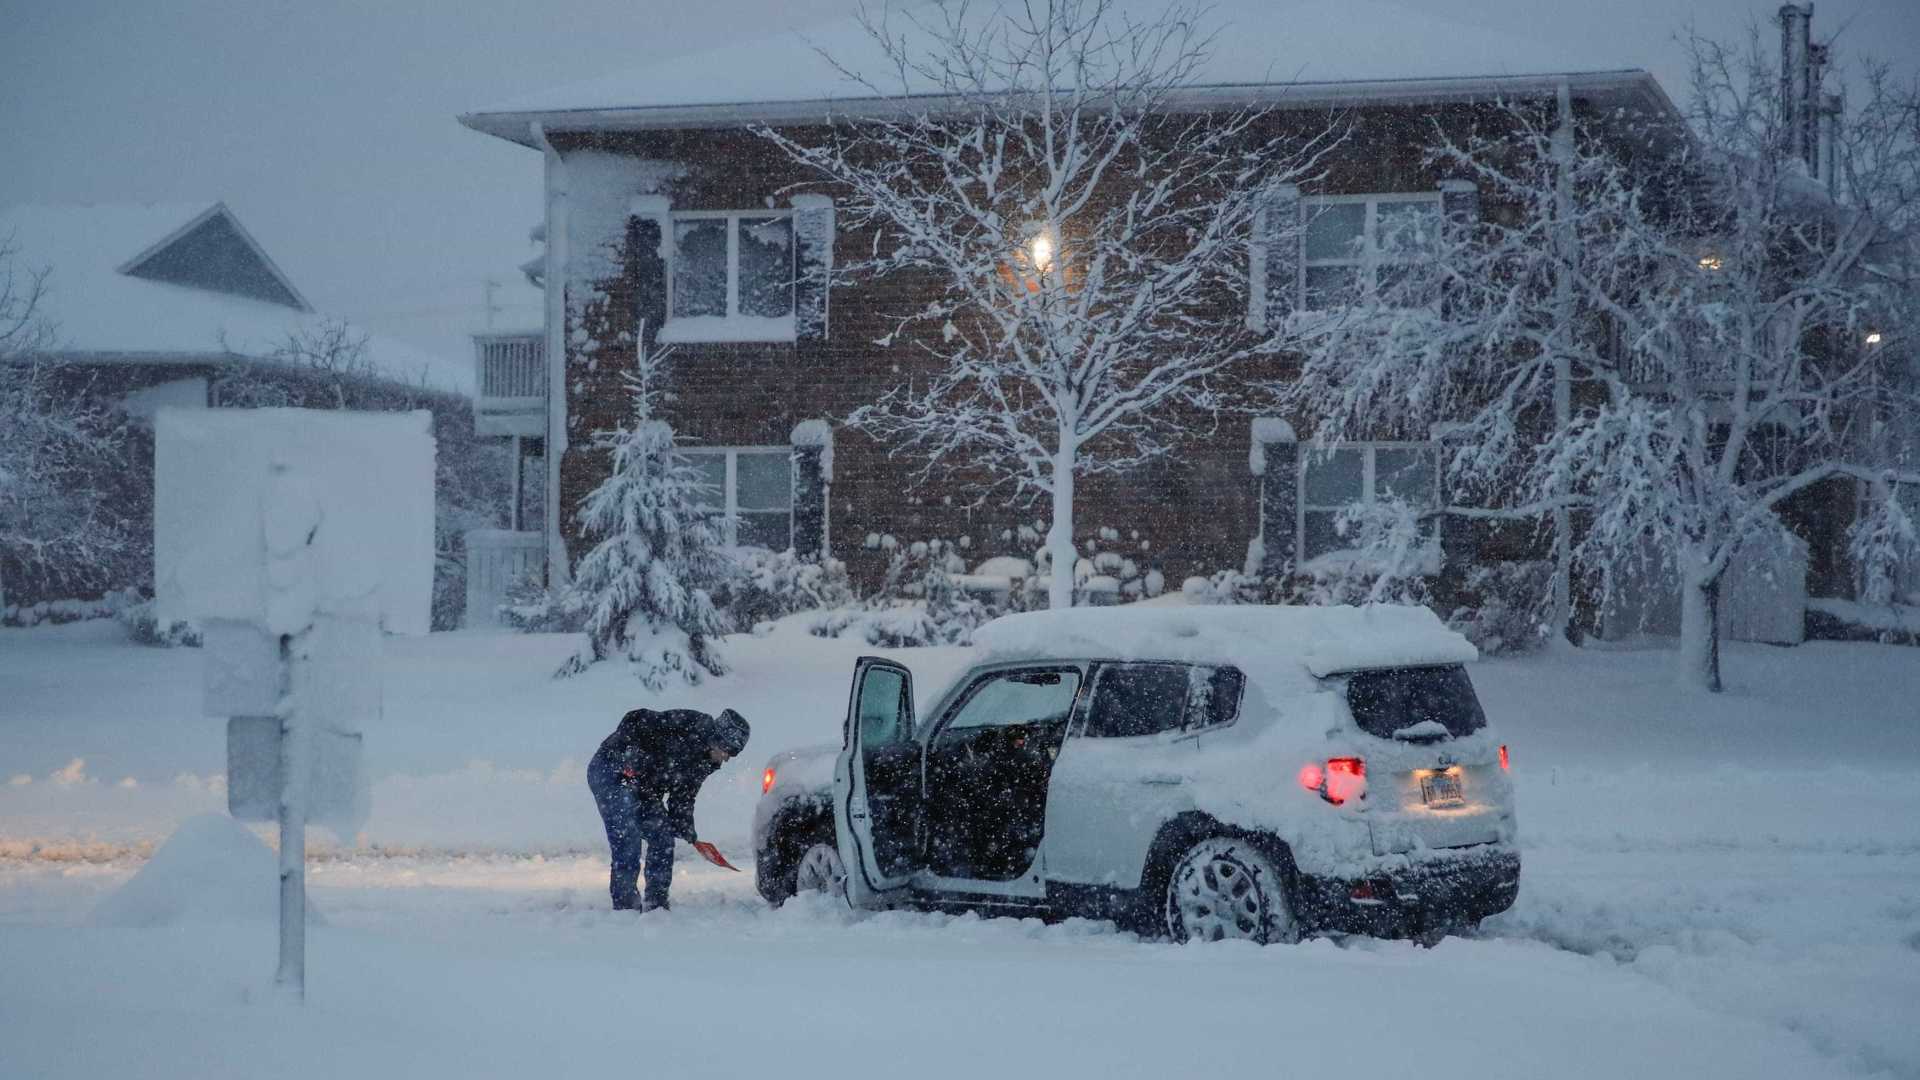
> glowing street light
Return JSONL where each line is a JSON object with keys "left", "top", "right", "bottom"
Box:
{"left": 1028, "top": 231, "right": 1056, "bottom": 273}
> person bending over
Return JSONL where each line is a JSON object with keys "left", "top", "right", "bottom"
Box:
{"left": 587, "top": 707, "right": 750, "bottom": 911}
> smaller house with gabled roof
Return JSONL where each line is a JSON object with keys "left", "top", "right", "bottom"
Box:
{"left": 1, "top": 200, "right": 482, "bottom": 612}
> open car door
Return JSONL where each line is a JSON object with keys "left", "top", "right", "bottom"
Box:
{"left": 833, "top": 656, "right": 921, "bottom": 907}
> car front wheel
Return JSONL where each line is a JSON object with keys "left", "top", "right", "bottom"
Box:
{"left": 793, "top": 839, "right": 847, "bottom": 900}
{"left": 1164, "top": 837, "right": 1298, "bottom": 945}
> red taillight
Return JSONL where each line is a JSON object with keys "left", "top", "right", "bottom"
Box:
{"left": 1302, "top": 758, "right": 1366, "bottom": 805}
{"left": 1499, "top": 745, "right": 1510, "bottom": 771}
{"left": 1297, "top": 763, "right": 1324, "bottom": 793}
{"left": 1325, "top": 757, "right": 1366, "bottom": 805}
{"left": 762, "top": 767, "right": 776, "bottom": 795}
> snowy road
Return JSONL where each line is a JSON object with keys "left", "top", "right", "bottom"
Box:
{"left": 0, "top": 841, "right": 1904, "bottom": 1080}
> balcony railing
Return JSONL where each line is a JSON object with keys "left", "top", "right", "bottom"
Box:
{"left": 473, "top": 331, "right": 544, "bottom": 436}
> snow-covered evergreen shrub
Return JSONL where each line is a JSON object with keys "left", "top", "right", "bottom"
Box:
{"left": 713, "top": 549, "right": 855, "bottom": 627}
{"left": 558, "top": 351, "right": 732, "bottom": 687}
{"left": 1446, "top": 560, "right": 1553, "bottom": 655}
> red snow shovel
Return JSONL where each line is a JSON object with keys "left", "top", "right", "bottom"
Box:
{"left": 691, "top": 841, "right": 741, "bottom": 872}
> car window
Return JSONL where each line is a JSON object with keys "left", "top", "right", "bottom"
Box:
{"left": 1083, "top": 663, "right": 1244, "bottom": 738}
{"left": 1343, "top": 664, "right": 1485, "bottom": 740}
{"left": 941, "top": 669, "right": 1081, "bottom": 734}
{"left": 1185, "top": 665, "right": 1245, "bottom": 731}
{"left": 855, "top": 666, "right": 911, "bottom": 746}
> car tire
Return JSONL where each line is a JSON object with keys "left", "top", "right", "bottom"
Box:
{"left": 1163, "top": 836, "right": 1298, "bottom": 945}
{"left": 791, "top": 838, "right": 848, "bottom": 901}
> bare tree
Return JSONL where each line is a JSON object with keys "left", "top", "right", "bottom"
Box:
{"left": 0, "top": 239, "right": 132, "bottom": 611}
{"left": 1289, "top": 29, "right": 1920, "bottom": 690}
{"left": 759, "top": 0, "right": 1341, "bottom": 608}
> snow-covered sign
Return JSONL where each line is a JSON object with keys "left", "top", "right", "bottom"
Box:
{"left": 153, "top": 407, "right": 436, "bottom": 636}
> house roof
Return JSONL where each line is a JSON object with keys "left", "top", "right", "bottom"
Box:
{"left": 1, "top": 202, "right": 472, "bottom": 395}
{"left": 461, "top": 0, "right": 1681, "bottom": 147}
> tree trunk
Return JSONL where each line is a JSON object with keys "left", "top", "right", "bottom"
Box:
{"left": 1046, "top": 448, "right": 1076, "bottom": 611}
{"left": 1677, "top": 557, "right": 1724, "bottom": 693}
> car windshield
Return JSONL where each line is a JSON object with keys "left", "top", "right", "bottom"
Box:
{"left": 1342, "top": 664, "right": 1486, "bottom": 740}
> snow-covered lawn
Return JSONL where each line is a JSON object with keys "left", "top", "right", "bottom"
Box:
{"left": 2, "top": 618, "right": 1917, "bottom": 1077}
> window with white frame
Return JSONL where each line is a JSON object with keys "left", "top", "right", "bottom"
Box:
{"left": 1300, "top": 194, "right": 1442, "bottom": 310}
{"left": 662, "top": 213, "right": 796, "bottom": 341}
{"left": 1297, "top": 443, "right": 1438, "bottom": 562}
{"left": 682, "top": 447, "right": 793, "bottom": 550}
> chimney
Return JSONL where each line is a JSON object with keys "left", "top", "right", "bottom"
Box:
{"left": 1778, "top": 3, "right": 1817, "bottom": 172}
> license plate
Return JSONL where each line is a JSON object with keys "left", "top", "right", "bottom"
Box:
{"left": 1421, "top": 771, "right": 1464, "bottom": 807}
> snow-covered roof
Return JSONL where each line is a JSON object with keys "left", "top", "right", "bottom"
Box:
{"left": 0, "top": 202, "right": 471, "bottom": 395}
{"left": 461, "top": 0, "right": 1678, "bottom": 147}
{"left": 972, "top": 603, "right": 1478, "bottom": 681}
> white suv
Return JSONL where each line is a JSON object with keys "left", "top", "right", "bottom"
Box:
{"left": 752, "top": 605, "right": 1518, "bottom": 943}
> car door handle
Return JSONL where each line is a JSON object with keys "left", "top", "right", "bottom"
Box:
{"left": 1139, "top": 774, "right": 1186, "bottom": 786}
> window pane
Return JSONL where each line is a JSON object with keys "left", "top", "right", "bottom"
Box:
{"left": 1374, "top": 200, "right": 1439, "bottom": 257}
{"left": 1303, "top": 264, "right": 1360, "bottom": 310}
{"left": 1375, "top": 447, "right": 1435, "bottom": 504}
{"left": 943, "top": 671, "right": 1081, "bottom": 732}
{"left": 1344, "top": 664, "right": 1486, "bottom": 739}
{"left": 857, "top": 667, "right": 911, "bottom": 746}
{"left": 1301, "top": 510, "right": 1348, "bottom": 561}
{"left": 1186, "top": 666, "right": 1245, "bottom": 730}
{"left": 1304, "top": 202, "right": 1365, "bottom": 261}
{"left": 735, "top": 510, "right": 791, "bottom": 551}
{"left": 737, "top": 216, "right": 794, "bottom": 318}
{"left": 1303, "top": 448, "right": 1364, "bottom": 505}
{"left": 735, "top": 451, "right": 791, "bottom": 510}
{"left": 681, "top": 452, "right": 727, "bottom": 512}
{"left": 1083, "top": 663, "right": 1190, "bottom": 738}
{"left": 672, "top": 219, "right": 728, "bottom": 318}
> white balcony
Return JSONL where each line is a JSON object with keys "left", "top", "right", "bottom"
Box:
{"left": 473, "top": 331, "right": 545, "bottom": 437}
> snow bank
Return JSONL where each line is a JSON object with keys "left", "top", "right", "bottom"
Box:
{"left": 973, "top": 604, "right": 1476, "bottom": 684}
{"left": 87, "top": 814, "right": 317, "bottom": 927}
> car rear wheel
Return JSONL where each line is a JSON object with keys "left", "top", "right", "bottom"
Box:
{"left": 1164, "top": 837, "right": 1297, "bottom": 944}
{"left": 793, "top": 839, "right": 847, "bottom": 900}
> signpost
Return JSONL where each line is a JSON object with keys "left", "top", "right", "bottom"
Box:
{"left": 155, "top": 408, "right": 434, "bottom": 1001}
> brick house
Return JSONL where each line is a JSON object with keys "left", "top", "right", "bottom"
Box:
{"left": 456, "top": 5, "right": 1892, "bottom": 631}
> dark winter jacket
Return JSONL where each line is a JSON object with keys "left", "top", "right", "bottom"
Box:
{"left": 592, "top": 709, "right": 739, "bottom": 842}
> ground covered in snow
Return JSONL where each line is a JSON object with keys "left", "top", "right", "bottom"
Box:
{"left": 3, "top": 617, "right": 1918, "bottom": 1078}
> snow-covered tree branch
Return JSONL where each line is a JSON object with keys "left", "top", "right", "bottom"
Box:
{"left": 0, "top": 238, "right": 133, "bottom": 611}
{"left": 1288, "top": 28, "right": 1920, "bottom": 690}
{"left": 759, "top": 0, "right": 1343, "bottom": 608}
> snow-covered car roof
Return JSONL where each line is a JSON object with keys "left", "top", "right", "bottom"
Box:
{"left": 460, "top": 0, "right": 1676, "bottom": 147}
{"left": 971, "top": 604, "right": 1478, "bottom": 683}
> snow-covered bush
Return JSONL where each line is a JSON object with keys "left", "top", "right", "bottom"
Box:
{"left": 1447, "top": 561, "right": 1553, "bottom": 655}
{"left": 497, "top": 578, "right": 588, "bottom": 635}
{"left": 1276, "top": 499, "right": 1439, "bottom": 608}
{"left": 713, "top": 549, "right": 855, "bottom": 627}
{"left": 1181, "top": 570, "right": 1265, "bottom": 606}
{"left": 1024, "top": 523, "right": 1161, "bottom": 607}
{"left": 119, "top": 599, "right": 202, "bottom": 648}
{"left": 558, "top": 347, "right": 732, "bottom": 687}
{"left": 1, "top": 587, "right": 143, "bottom": 629}
{"left": 811, "top": 536, "right": 995, "bottom": 647}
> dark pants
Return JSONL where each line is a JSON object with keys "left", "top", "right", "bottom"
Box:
{"left": 588, "top": 756, "right": 676, "bottom": 911}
